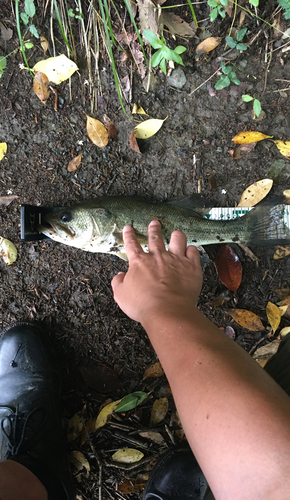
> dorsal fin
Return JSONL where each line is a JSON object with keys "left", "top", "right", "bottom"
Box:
{"left": 167, "top": 194, "right": 214, "bottom": 217}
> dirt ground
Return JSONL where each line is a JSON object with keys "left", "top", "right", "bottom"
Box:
{"left": 1, "top": 0, "right": 290, "bottom": 498}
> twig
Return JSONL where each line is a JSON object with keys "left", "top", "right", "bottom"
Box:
{"left": 263, "top": 40, "right": 273, "bottom": 93}
{"left": 189, "top": 66, "right": 221, "bottom": 96}
{"left": 249, "top": 332, "right": 270, "bottom": 356}
{"left": 83, "top": 423, "right": 102, "bottom": 500}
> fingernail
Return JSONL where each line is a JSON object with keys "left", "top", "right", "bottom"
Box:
{"left": 149, "top": 220, "right": 160, "bottom": 227}
{"left": 123, "top": 225, "right": 132, "bottom": 233}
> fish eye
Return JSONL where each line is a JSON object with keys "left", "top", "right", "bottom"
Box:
{"left": 60, "top": 212, "right": 72, "bottom": 223}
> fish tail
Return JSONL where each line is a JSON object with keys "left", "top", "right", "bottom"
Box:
{"left": 245, "top": 202, "right": 290, "bottom": 246}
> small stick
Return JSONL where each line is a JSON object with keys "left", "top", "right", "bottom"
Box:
{"left": 189, "top": 66, "right": 221, "bottom": 96}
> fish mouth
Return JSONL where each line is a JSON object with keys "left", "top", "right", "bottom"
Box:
{"left": 42, "top": 218, "right": 76, "bottom": 239}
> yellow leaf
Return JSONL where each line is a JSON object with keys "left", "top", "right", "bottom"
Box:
{"left": 40, "top": 35, "right": 49, "bottom": 54}
{"left": 0, "top": 143, "right": 7, "bottom": 161}
{"left": 0, "top": 237, "right": 17, "bottom": 265}
{"left": 150, "top": 397, "right": 168, "bottom": 426}
{"left": 280, "top": 326, "right": 290, "bottom": 338}
{"left": 238, "top": 179, "right": 273, "bottom": 207}
{"left": 273, "top": 246, "right": 290, "bottom": 260}
{"left": 95, "top": 399, "right": 122, "bottom": 430}
{"left": 67, "top": 153, "right": 83, "bottom": 172}
{"left": 33, "top": 54, "right": 78, "bottom": 84}
{"left": 195, "top": 37, "right": 222, "bottom": 59}
{"left": 138, "top": 430, "right": 164, "bottom": 444}
{"left": 282, "top": 296, "right": 290, "bottom": 318}
{"left": 273, "top": 140, "right": 290, "bottom": 158}
{"left": 279, "top": 305, "right": 288, "bottom": 316}
{"left": 143, "top": 362, "right": 164, "bottom": 380}
{"left": 132, "top": 104, "right": 149, "bottom": 115}
{"left": 283, "top": 189, "right": 290, "bottom": 204}
{"left": 111, "top": 448, "right": 144, "bottom": 464}
{"left": 266, "top": 301, "right": 281, "bottom": 333}
{"left": 86, "top": 115, "right": 109, "bottom": 148}
{"left": 253, "top": 339, "right": 280, "bottom": 367}
{"left": 67, "top": 413, "right": 83, "bottom": 442}
{"left": 70, "top": 451, "right": 90, "bottom": 475}
{"left": 233, "top": 131, "right": 272, "bottom": 144}
{"left": 134, "top": 118, "right": 167, "bottom": 139}
{"left": 227, "top": 309, "right": 264, "bottom": 331}
{"left": 33, "top": 71, "right": 50, "bottom": 105}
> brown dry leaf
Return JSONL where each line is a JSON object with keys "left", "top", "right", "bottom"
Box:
{"left": 150, "top": 397, "right": 168, "bottom": 426}
{"left": 86, "top": 115, "right": 109, "bottom": 148}
{"left": 227, "top": 309, "right": 264, "bottom": 331}
{"left": 237, "top": 179, "right": 273, "bottom": 207}
{"left": 253, "top": 339, "right": 280, "bottom": 367}
{"left": 67, "top": 153, "right": 83, "bottom": 172}
{"left": 273, "top": 140, "right": 290, "bottom": 158}
{"left": 233, "top": 131, "right": 272, "bottom": 144}
{"left": 273, "top": 246, "right": 290, "bottom": 260}
{"left": 0, "top": 195, "right": 18, "bottom": 206}
{"left": 95, "top": 399, "right": 122, "bottom": 430}
{"left": 274, "top": 286, "right": 290, "bottom": 300}
{"left": 206, "top": 289, "right": 233, "bottom": 307}
{"left": 231, "top": 142, "right": 257, "bottom": 160}
{"left": 129, "top": 130, "right": 141, "bottom": 154}
{"left": 137, "top": 0, "right": 158, "bottom": 36}
{"left": 112, "top": 448, "right": 144, "bottom": 464}
{"left": 117, "top": 479, "right": 146, "bottom": 494}
{"left": 67, "top": 413, "right": 84, "bottom": 442}
{"left": 281, "top": 326, "right": 290, "bottom": 338}
{"left": 215, "top": 245, "right": 242, "bottom": 291}
{"left": 131, "top": 40, "right": 146, "bottom": 79}
{"left": 40, "top": 35, "right": 49, "bottom": 54}
{"left": 281, "top": 296, "right": 290, "bottom": 318}
{"left": 0, "top": 21, "right": 13, "bottom": 41}
{"left": 195, "top": 37, "right": 222, "bottom": 59}
{"left": 103, "top": 114, "right": 118, "bottom": 139}
{"left": 225, "top": 1, "right": 233, "bottom": 16}
{"left": 138, "top": 430, "right": 164, "bottom": 444}
{"left": 159, "top": 12, "right": 196, "bottom": 37}
{"left": 70, "top": 451, "right": 90, "bottom": 475}
{"left": 33, "top": 71, "right": 50, "bottom": 105}
{"left": 266, "top": 301, "right": 281, "bottom": 333}
{"left": 143, "top": 362, "right": 164, "bottom": 380}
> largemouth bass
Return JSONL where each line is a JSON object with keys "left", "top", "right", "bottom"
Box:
{"left": 38, "top": 196, "right": 290, "bottom": 260}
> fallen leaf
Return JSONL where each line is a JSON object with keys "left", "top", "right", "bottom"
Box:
{"left": 206, "top": 289, "right": 233, "bottom": 306}
{"left": 266, "top": 301, "right": 281, "bottom": 333}
{"left": 0, "top": 143, "right": 7, "bottom": 162}
{"left": 143, "top": 362, "right": 164, "bottom": 380}
{"left": 33, "top": 71, "right": 50, "bottom": 105}
{"left": 117, "top": 479, "right": 145, "bottom": 494}
{"left": 215, "top": 245, "right": 242, "bottom": 291}
{"left": 95, "top": 399, "right": 122, "bottom": 430}
{"left": 227, "top": 309, "right": 264, "bottom": 330}
{"left": 232, "top": 131, "right": 272, "bottom": 144}
{"left": 273, "top": 246, "right": 290, "bottom": 260}
{"left": 267, "top": 159, "right": 285, "bottom": 180}
{"left": 115, "top": 392, "right": 147, "bottom": 412}
{"left": 281, "top": 296, "right": 290, "bottom": 318}
{"left": 253, "top": 339, "right": 280, "bottom": 367}
{"left": 67, "top": 413, "right": 84, "bottom": 442}
{"left": 273, "top": 140, "right": 290, "bottom": 158}
{"left": 33, "top": 54, "right": 78, "bottom": 85}
{"left": 0, "top": 21, "right": 13, "bottom": 41}
{"left": 111, "top": 448, "right": 144, "bottom": 464}
{"left": 195, "top": 37, "right": 222, "bottom": 59}
{"left": 0, "top": 195, "right": 18, "bottom": 207}
{"left": 280, "top": 326, "right": 290, "bottom": 337}
{"left": 159, "top": 12, "right": 196, "bottom": 37}
{"left": 137, "top": 0, "right": 158, "bottom": 36}
{"left": 129, "top": 130, "right": 141, "bottom": 153}
{"left": 238, "top": 179, "right": 273, "bottom": 207}
{"left": 283, "top": 189, "right": 290, "bottom": 204}
{"left": 70, "top": 451, "right": 90, "bottom": 475}
{"left": 170, "top": 411, "right": 185, "bottom": 440}
{"left": 132, "top": 103, "right": 149, "bottom": 115}
{"left": 131, "top": 40, "right": 146, "bottom": 79}
{"left": 0, "top": 237, "right": 17, "bottom": 265}
{"left": 238, "top": 244, "right": 259, "bottom": 265}
{"left": 103, "top": 114, "right": 118, "bottom": 139}
{"left": 40, "top": 35, "right": 49, "bottom": 54}
{"left": 231, "top": 142, "right": 257, "bottom": 159}
{"left": 150, "top": 397, "right": 168, "bottom": 426}
{"left": 138, "top": 430, "right": 164, "bottom": 444}
{"left": 67, "top": 153, "right": 83, "bottom": 172}
{"left": 274, "top": 287, "right": 290, "bottom": 300}
{"left": 79, "top": 358, "right": 121, "bottom": 393}
{"left": 134, "top": 118, "right": 166, "bottom": 139}
{"left": 86, "top": 115, "right": 109, "bottom": 148}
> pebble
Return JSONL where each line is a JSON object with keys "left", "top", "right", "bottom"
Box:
{"left": 167, "top": 67, "right": 186, "bottom": 89}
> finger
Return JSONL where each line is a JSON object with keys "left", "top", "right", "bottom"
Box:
{"left": 168, "top": 230, "right": 187, "bottom": 256}
{"left": 186, "top": 245, "right": 201, "bottom": 266}
{"left": 111, "top": 272, "right": 125, "bottom": 295}
{"left": 123, "top": 226, "right": 143, "bottom": 261}
{"left": 148, "top": 220, "right": 166, "bottom": 253}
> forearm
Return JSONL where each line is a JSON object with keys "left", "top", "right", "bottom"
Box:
{"left": 142, "top": 308, "right": 290, "bottom": 500}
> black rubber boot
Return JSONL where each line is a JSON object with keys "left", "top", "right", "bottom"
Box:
{"left": 143, "top": 446, "right": 214, "bottom": 500}
{"left": 0, "top": 321, "right": 75, "bottom": 500}
{"left": 264, "top": 332, "right": 290, "bottom": 397}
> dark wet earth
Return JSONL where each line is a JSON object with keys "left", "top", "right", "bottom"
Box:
{"left": 1, "top": 0, "right": 290, "bottom": 497}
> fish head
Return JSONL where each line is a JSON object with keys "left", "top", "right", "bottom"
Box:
{"left": 41, "top": 206, "right": 116, "bottom": 249}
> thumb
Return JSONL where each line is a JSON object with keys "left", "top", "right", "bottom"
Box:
{"left": 111, "top": 272, "right": 125, "bottom": 294}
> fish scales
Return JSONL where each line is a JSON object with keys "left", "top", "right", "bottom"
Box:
{"left": 39, "top": 196, "right": 290, "bottom": 260}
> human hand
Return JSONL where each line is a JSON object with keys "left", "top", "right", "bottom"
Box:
{"left": 111, "top": 221, "right": 203, "bottom": 326}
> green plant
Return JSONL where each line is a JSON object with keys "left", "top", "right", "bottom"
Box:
{"left": 67, "top": 7, "right": 84, "bottom": 20}
{"left": 226, "top": 28, "right": 247, "bottom": 51}
{"left": 0, "top": 43, "right": 33, "bottom": 78}
{"left": 0, "top": 57, "right": 7, "bottom": 78}
{"left": 20, "top": 0, "right": 39, "bottom": 38}
{"left": 242, "top": 94, "right": 262, "bottom": 117}
{"left": 215, "top": 61, "right": 240, "bottom": 90}
{"left": 249, "top": 0, "right": 259, "bottom": 6}
{"left": 143, "top": 29, "right": 186, "bottom": 74}
{"left": 207, "top": 0, "right": 228, "bottom": 22}
{"left": 277, "top": 0, "right": 290, "bottom": 19}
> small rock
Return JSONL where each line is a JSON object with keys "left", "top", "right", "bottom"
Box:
{"left": 167, "top": 67, "right": 186, "bottom": 89}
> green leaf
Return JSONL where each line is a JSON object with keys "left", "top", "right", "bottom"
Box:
{"left": 29, "top": 24, "right": 39, "bottom": 38}
{"left": 231, "top": 76, "right": 241, "bottom": 85}
{"left": 236, "top": 43, "right": 247, "bottom": 51}
{"left": 277, "top": 0, "right": 290, "bottom": 19}
{"left": 219, "top": 0, "right": 228, "bottom": 6}
{"left": 68, "top": 8, "right": 75, "bottom": 17}
{"left": 160, "top": 57, "right": 167, "bottom": 74}
{"left": 208, "top": 0, "right": 218, "bottom": 5}
{"left": 236, "top": 28, "right": 247, "bottom": 41}
{"left": 151, "top": 49, "right": 163, "bottom": 67}
{"left": 221, "top": 61, "right": 231, "bottom": 74}
{"left": 253, "top": 98, "right": 262, "bottom": 116}
{"left": 20, "top": 12, "right": 29, "bottom": 25}
{"left": 0, "top": 56, "right": 7, "bottom": 71}
{"left": 210, "top": 7, "right": 218, "bottom": 21}
{"left": 225, "top": 36, "right": 237, "bottom": 49}
{"left": 168, "top": 49, "right": 184, "bottom": 65}
{"left": 218, "top": 6, "right": 226, "bottom": 17}
{"left": 174, "top": 45, "right": 187, "bottom": 55}
{"left": 249, "top": 0, "right": 259, "bottom": 6}
{"left": 24, "top": 42, "right": 34, "bottom": 48}
{"left": 162, "top": 45, "right": 174, "bottom": 61}
{"left": 242, "top": 94, "right": 254, "bottom": 102}
{"left": 143, "top": 29, "right": 160, "bottom": 47}
{"left": 25, "top": 0, "right": 36, "bottom": 18}
{"left": 215, "top": 75, "right": 230, "bottom": 90}
{"left": 115, "top": 392, "right": 147, "bottom": 412}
